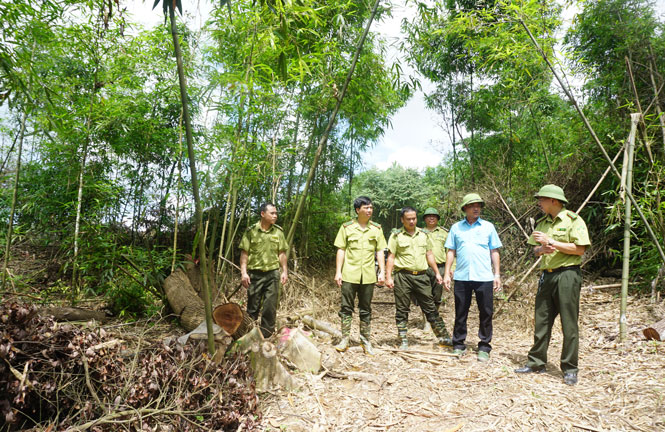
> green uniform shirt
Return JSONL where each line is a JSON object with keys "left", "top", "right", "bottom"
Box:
{"left": 388, "top": 228, "right": 433, "bottom": 272}
{"left": 422, "top": 226, "right": 448, "bottom": 264}
{"left": 528, "top": 209, "right": 591, "bottom": 270}
{"left": 239, "top": 222, "right": 288, "bottom": 271}
{"left": 334, "top": 219, "right": 387, "bottom": 284}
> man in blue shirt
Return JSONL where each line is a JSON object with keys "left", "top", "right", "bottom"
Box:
{"left": 443, "top": 193, "right": 502, "bottom": 361}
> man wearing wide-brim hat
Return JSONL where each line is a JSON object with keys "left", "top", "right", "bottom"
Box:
{"left": 515, "top": 184, "right": 590, "bottom": 386}
{"left": 443, "top": 193, "right": 502, "bottom": 362}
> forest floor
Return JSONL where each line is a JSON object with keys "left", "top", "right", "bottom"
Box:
{"left": 4, "top": 247, "right": 665, "bottom": 431}
{"left": 262, "top": 280, "right": 665, "bottom": 432}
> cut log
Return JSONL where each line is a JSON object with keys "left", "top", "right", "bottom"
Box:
{"left": 301, "top": 315, "right": 341, "bottom": 338}
{"left": 164, "top": 267, "right": 253, "bottom": 336}
{"left": 213, "top": 302, "right": 254, "bottom": 339}
{"left": 44, "top": 307, "right": 109, "bottom": 323}
{"left": 643, "top": 317, "right": 665, "bottom": 341}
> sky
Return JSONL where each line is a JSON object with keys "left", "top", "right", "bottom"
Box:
{"left": 363, "top": 1, "right": 448, "bottom": 171}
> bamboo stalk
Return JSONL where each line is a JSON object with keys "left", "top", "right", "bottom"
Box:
{"left": 169, "top": 6, "right": 214, "bottom": 354}
{"left": 2, "top": 108, "right": 28, "bottom": 291}
{"left": 620, "top": 113, "right": 639, "bottom": 342}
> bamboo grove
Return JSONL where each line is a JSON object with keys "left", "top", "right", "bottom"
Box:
{"left": 1, "top": 0, "right": 665, "bottom": 315}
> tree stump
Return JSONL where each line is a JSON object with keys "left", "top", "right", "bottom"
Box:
{"left": 250, "top": 341, "right": 295, "bottom": 391}
{"left": 643, "top": 317, "right": 665, "bottom": 341}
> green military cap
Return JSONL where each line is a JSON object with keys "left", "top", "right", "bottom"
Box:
{"left": 534, "top": 184, "right": 568, "bottom": 204}
{"left": 423, "top": 207, "right": 440, "bottom": 218}
{"left": 460, "top": 193, "right": 484, "bottom": 211}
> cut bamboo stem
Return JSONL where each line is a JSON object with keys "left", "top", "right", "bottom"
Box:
{"left": 620, "top": 113, "right": 639, "bottom": 342}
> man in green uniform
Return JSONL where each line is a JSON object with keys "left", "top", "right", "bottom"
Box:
{"left": 515, "top": 185, "right": 590, "bottom": 385}
{"left": 386, "top": 206, "right": 452, "bottom": 350}
{"left": 239, "top": 202, "right": 289, "bottom": 338}
{"left": 333, "top": 196, "right": 386, "bottom": 355}
{"left": 422, "top": 207, "right": 450, "bottom": 316}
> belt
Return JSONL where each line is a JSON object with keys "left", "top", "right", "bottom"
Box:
{"left": 436, "top": 262, "right": 446, "bottom": 267}
{"left": 398, "top": 269, "right": 427, "bottom": 275}
{"left": 544, "top": 265, "right": 580, "bottom": 273}
{"left": 248, "top": 268, "right": 278, "bottom": 273}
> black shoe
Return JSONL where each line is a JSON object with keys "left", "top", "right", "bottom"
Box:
{"left": 563, "top": 372, "right": 578, "bottom": 385}
{"left": 514, "top": 365, "right": 545, "bottom": 374}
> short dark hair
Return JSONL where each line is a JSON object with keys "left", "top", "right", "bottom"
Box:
{"left": 400, "top": 206, "right": 417, "bottom": 218}
{"left": 354, "top": 196, "right": 372, "bottom": 211}
{"left": 259, "top": 202, "right": 276, "bottom": 215}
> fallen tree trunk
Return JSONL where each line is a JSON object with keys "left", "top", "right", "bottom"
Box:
{"left": 301, "top": 314, "right": 359, "bottom": 345}
{"left": 44, "top": 307, "right": 109, "bottom": 323}
{"left": 164, "top": 268, "right": 205, "bottom": 332}
{"left": 643, "top": 317, "right": 665, "bottom": 341}
{"left": 164, "top": 267, "right": 253, "bottom": 337}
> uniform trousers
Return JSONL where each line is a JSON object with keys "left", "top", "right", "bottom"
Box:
{"left": 453, "top": 280, "right": 493, "bottom": 352}
{"left": 426, "top": 263, "right": 446, "bottom": 310}
{"left": 526, "top": 268, "right": 582, "bottom": 373}
{"left": 394, "top": 272, "right": 440, "bottom": 326}
{"left": 339, "top": 281, "right": 374, "bottom": 324}
{"left": 246, "top": 269, "right": 280, "bottom": 338}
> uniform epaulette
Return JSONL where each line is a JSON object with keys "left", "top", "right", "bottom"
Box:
{"left": 343, "top": 220, "right": 355, "bottom": 227}
{"left": 536, "top": 215, "right": 548, "bottom": 223}
{"left": 273, "top": 224, "right": 283, "bottom": 230}
{"left": 370, "top": 220, "right": 382, "bottom": 229}
{"left": 566, "top": 210, "right": 578, "bottom": 220}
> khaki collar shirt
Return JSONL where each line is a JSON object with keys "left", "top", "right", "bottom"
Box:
{"left": 388, "top": 228, "right": 433, "bottom": 272}
{"left": 335, "top": 219, "right": 386, "bottom": 284}
{"left": 239, "top": 222, "right": 288, "bottom": 271}
{"left": 334, "top": 219, "right": 387, "bottom": 284}
{"left": 422, "top": 226, "right": 449, "bottom": 264}
{"left": 528, "top": 209, "right": 591, "bottom": 270}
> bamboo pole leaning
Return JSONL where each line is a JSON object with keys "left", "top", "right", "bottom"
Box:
{"left": 495, "top": 145, "right": 626, "bottom": 315}
{"left": 520, "top": 18, "right": 665, "bottom": 267}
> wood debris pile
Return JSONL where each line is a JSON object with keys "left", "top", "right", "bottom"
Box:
{"left": 0, "top": 301, "right": 260, "bottom": 431}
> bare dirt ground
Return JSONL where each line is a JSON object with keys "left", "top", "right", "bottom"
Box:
{"left": 262, "top": 281, "right": 665, "bottom": 432}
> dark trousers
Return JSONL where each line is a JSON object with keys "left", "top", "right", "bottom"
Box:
{"left": 394, "top": 272, "right": 440, "bottom": 326}
{"left": 453, "top": 280, "right": 493, "bottom": 352}
{"left": 246, "top": 269, "right": 280, "bottom": 338}
{"left": 527, "top": 268, "right": 582, "bottom": 373}
{"left": 339, "top": 281, "right": 374, "bottom": 324}
{"left": 426, "top": 263, "right": 446, "bottom": 310}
